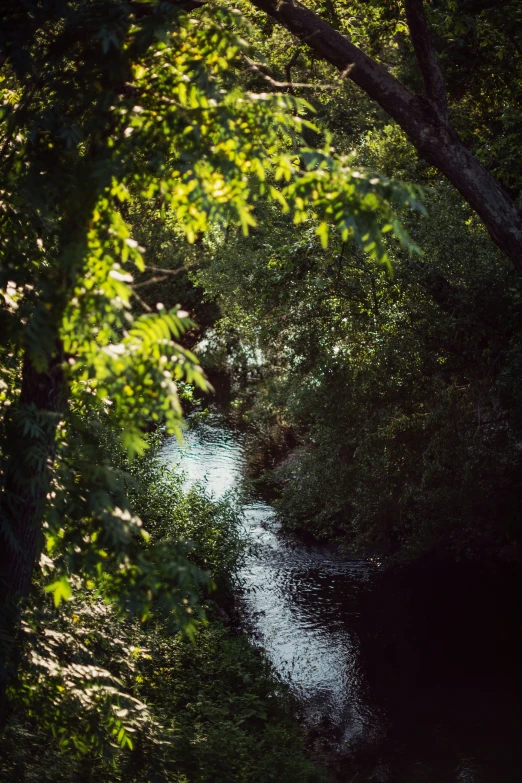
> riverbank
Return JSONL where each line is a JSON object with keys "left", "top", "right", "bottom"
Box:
{"left": 0, "top": 425, "right": 327, "bottom": 783}
{"left": 165, "top": 407, "right": 522, "bottom": 783}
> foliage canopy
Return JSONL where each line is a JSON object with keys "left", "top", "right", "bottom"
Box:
{"left": 2, "top": 0, "right": 521, "bottom": 777}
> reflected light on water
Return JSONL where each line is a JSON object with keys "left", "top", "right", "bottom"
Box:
{"left": 161, "top": 415, "right": 381, "bottom": 750}
{"left": 161, "top": 413, "right": 522, "bottom": 782}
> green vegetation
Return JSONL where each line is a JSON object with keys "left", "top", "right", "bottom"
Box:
{"left": 1, "top": 0, "right": 521, "bottom": 777}
{"left": 0, "top": 0, "right": 421, "bottom": 733}
{"left": 198, "top": 125, "right": 522, "bottom": 560}
{"left": 0, "top": 441, "right": 325, "bottom": 781}
{"left": 191, "top": 0, "right": 522, "bottom": 562}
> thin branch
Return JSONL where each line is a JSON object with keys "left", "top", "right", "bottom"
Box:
{"left": 132, "top": 275, "right": 171, "bottom": 289}
{"left": 132, "top": 260, "right": 199, "bottom": 289}
{"left": 285, "top": 48, "right": 302, "bottom": 95}
{"left": 335, "top": 241, "right": 346, "bottom": 287}
{"left": 131, "top": 289, "right": 152, "bottom": 312}
{"left": 141, "top": 263, "right": 196, "bottom": 275}
{"left": 244, "top": 56, "right": 350, "bottom": 90}
{"left": 247, "top": 1, "right": 423, "bottom": 125}
{"left": 403, "top": 0, "right": 448, "bottom": 119}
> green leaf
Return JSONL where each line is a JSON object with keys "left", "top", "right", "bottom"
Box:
{"left": 44, "top": 577, "right": 73, "bottom": 607}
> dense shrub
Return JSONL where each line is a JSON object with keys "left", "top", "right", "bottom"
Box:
{"left": 196, "top": 127, "right": 522, "bottom": 561}
{"left": 0, "top": 441, "right": 324, "bottom": 782}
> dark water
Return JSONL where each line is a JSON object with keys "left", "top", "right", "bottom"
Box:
{"left": 161, "top": 413, "right": 521, "bottom": 782}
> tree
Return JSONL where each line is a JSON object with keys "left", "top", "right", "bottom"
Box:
{"left": 195, "top": 125, "right": 522, "bottom": 561}
{"left": 0, "top": 0, "right": 420, "bottom": 722}
{"left": 242, "top": 0, "right": 522, "bottom": 271}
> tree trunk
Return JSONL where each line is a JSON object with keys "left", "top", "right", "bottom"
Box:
{"left": 247, "top": 0, "right": 522, "bottom": 272}
{"left": 412, "top": 122, "right": 522, "bottom": 273}
{"left": 0, "top": 347, "right": 65, "bottom": 727}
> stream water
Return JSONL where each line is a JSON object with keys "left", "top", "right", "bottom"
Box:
{"left": 161, "top": 412, "right": 521, "bottom": 782}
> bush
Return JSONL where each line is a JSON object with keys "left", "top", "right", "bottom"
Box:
{"left": 0, "top": 437, "right": 325, "bottom": 782}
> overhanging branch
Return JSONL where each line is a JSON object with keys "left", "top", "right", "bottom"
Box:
{"left": 245, "top": 0, "right": 522, "bottom": 272}
{"left": 248, "top": 0, "right": 426, "bottom": 137}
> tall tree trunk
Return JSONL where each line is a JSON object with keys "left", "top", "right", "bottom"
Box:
{"left": 0, "top": 346, "right": 65, "bottom": 727}
{"left": 247, "top": 0, "right": 522, "bottom": 272}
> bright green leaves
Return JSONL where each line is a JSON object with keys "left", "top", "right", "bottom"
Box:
{"left": 44, "top": 576, "right": 73, "bottom": 607}
{"left": 59, "top": 195, "right": 210, "bottom": 460}
{"left": 281, "top": 148, "right": 426, "bottom": 263}
{"left": 316, "top": 220, "right": 330, "bottom": 250}
{"left": 115, "top": 7, "right": 423, "bottom": 256}
{"left": 66, "top": 295, "right": 208, "bottom": 457}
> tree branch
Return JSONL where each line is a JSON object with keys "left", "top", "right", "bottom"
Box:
{"left": 249, "top": 0, "right": 425, "bottom": 135}
{"left": 403, "top": 0, "right": 448, "bottom": 119}
{"left": 246, "top": 0, "right": 522, "bottom": 273}
{"left": 285, "top": 48, "right": 301, "bottom": 95}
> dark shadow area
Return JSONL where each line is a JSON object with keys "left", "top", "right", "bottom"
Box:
{"left": 345, "top": 560, "right": 522, "bottom": 781}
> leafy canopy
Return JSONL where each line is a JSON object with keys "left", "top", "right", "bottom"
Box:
{"left": 0, "top": 0, "right": 423, "bottom": 621}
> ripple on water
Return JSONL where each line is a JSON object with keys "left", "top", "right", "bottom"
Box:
{"left": 160, "top": 415, "right": 379, "bottom": 745}
{"left": 160, "top": 413, "right": 522, "bottom": 781}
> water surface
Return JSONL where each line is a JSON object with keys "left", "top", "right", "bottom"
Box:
{"left": 161, "top": 413, "right": 521, "bottom": 782}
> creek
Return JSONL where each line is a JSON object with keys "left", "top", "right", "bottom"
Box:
{"left": 161, "top": 411, "right": 521, "bottom": 782}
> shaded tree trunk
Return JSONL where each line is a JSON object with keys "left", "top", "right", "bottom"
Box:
{"left": 0, "top": 347, "right": 65, "bottom": 727}
{"left": 247, "top": 0, "right": 522, "bottom": 272}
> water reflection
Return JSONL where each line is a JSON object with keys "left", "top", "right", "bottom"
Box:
{"left": 161, "top": 413, "right": 521, "bottom": 782}
{"left": 161, "top": 416, "right": 379, "bottom": 743}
